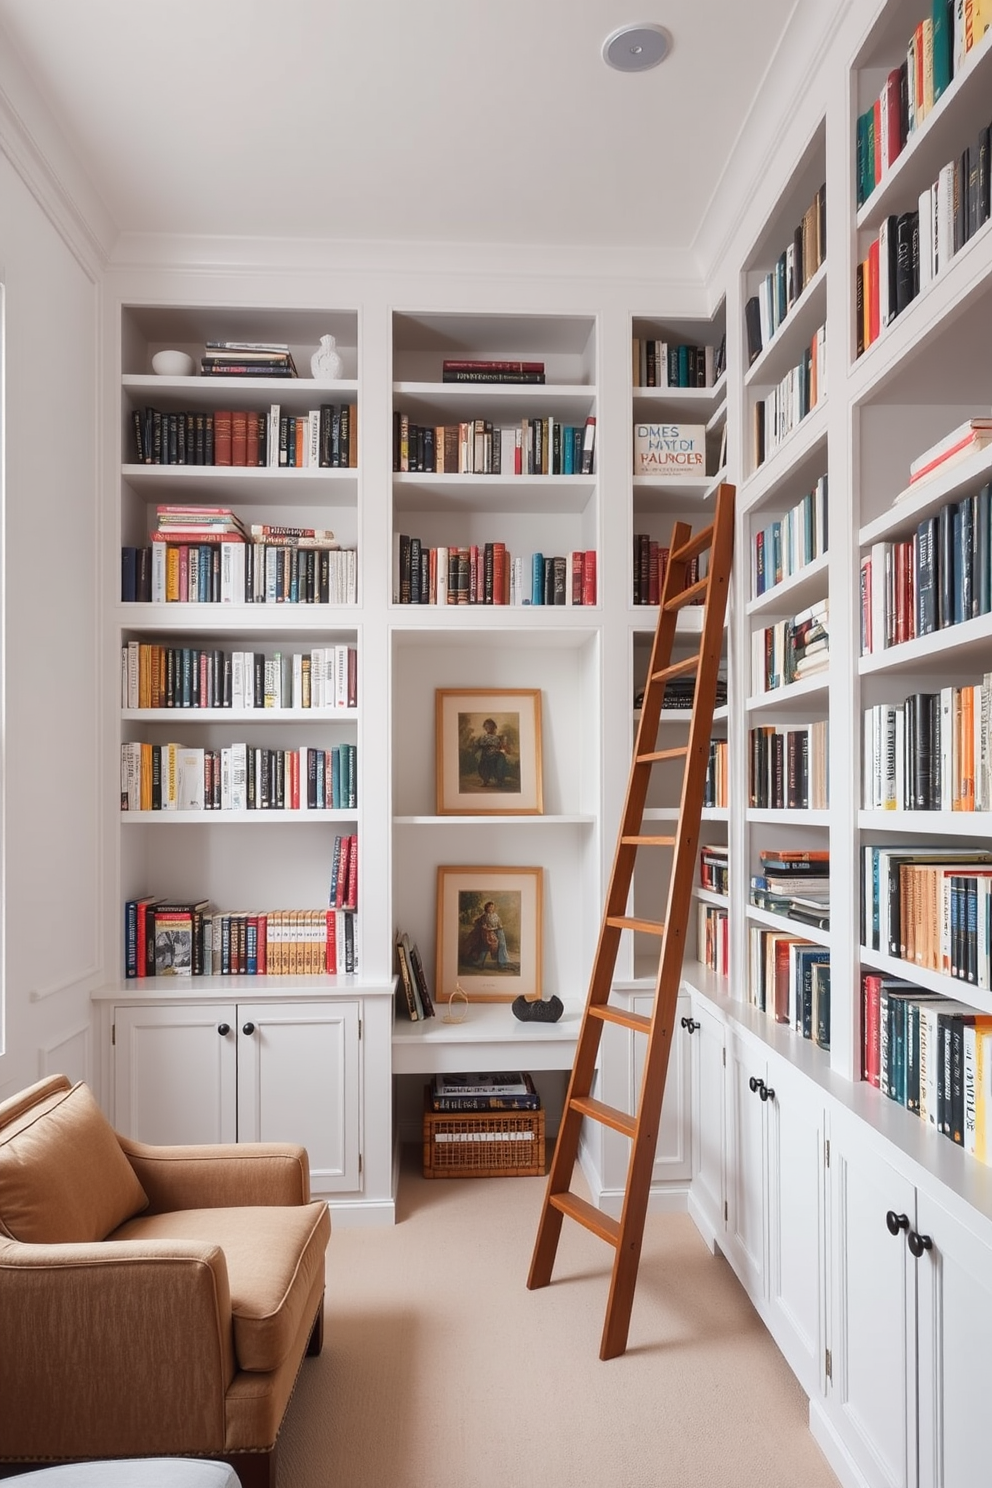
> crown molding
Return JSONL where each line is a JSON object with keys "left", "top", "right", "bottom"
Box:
{"left": 0, "top": 22, "right": 116, "bottom": 276}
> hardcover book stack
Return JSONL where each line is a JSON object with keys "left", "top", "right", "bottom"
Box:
{"left": 751, "top": 475, "right": 828, "bottom": 599}
{"left": 393, "top": 412, "right": 595, "bottom": 475}
{"left": 862, "top": 675, "right": 992, "bottom": 812}
{"left": 751, "top": 597, "right": 829, "bottom": 693}
{"left": 855, "top": 0, "right": 991, "bottom": 209}
{"left": 631, "top": 336, "right": 725, "bottom": 388}
{"left": 748, "top": 925, "right": 831, "bottom": 1047}
{"left": 859, "top": 482, "right": 992, "bottom": 653}
{"left": 199, "top": 341, "right": 298, "bottom": 377}
{"left": 862, "top": 974, "right": 992, "bottom": 1163}
{"left": 393, "top": 539, "right": 596, "bottom": 607}
{"left": 123, "top": 898, "right": 358, "bottom": 977}
{"left": 750, "top": 848, "right": 830, "bottom": 928}
{"left": 699, "top": 843, "right": 729, "bottom": 896}
{"left": 441, "top": 359, "right": 545, "bottom": 384}
{"left": 428, "top": 1072, "right": 539, "bottom": 1111}
{"left": 749, "top": 722, "right": 829, "bottom": 810}
{"left": 744, "top": 183, "right": 826, "bottom": 367}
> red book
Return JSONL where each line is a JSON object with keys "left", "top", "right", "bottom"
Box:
{"left": 493, "top": 542, "right": 507, "bottom": 606}
{"left": 213, "top": 410, "right": 233, "bottom": 466}
{"left": 246, "top": 412, "right": 260, "bottom": 467}
{"left": 442, "top": 359, "right": 544, "bottom": 372}
{"left": 863, "top": 973, "right": 882, "bottom": 1087}
{"left": 570, "top": 551, "right": 584, "bottom": 605}
{"left": 867, "top": 237, "right": 881, "bottom": 346}
{"left": 883, "top": 67, "right": 903, "bottom": 170}
{"left": 346, "top": 836, "right": 358, "bottom": 910}
{"left": 582, "top": 550, "right": 597, "bottom": 606}
{"left": 325, "top": 909, "right": 337, "bottom": 973}
{"left": 773, "top": 938, "right": 798, "bottom": 1024}
{"left": 231, "top": 409, "right": 248, "bottom": 467}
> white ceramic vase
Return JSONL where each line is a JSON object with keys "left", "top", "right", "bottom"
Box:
{"left": 311, "top": 334, "right": 344, "bottom": 380}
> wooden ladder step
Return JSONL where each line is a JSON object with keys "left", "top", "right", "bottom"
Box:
{"left": 549, "top": 1191, "right": 621, "bottom": 1247}
{"left": 570, "top": 1094, "right": 637, "bottom": 1138}
{"left": 588, "top": 1005, "right": 653, "bottom": 1034}
{"left": 605, "top": 915, "right": 665, "bottom": 936}
{"left": 635, "top": 746, "right": 689, "bottom": 764}
{"left": 651, "top": 653, "right": 700, "bottom": 684}
{"left": 671, "top": 523, "right": 715, "bottom": 564}
{"left": 664, "top": 576, "right": 710, "bottom": 610}
{"left": 620, "top": 833, "right": 676, "bottom": 847}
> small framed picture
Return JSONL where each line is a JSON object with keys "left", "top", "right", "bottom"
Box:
{"left": 435, "top": 866, "right": 543, "bottom": 1003}
{"left": 435, "top": 688, "right": 543, "bottom": 815}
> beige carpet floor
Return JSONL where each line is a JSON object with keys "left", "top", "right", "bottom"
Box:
{"left": 278, "top": 1148, "right": 841, "bottom": 1488}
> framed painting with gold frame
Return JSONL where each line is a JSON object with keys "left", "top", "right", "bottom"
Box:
{"left": 435, "top": 865, "right": 543, "bottom": 1003}
{"left": 435, "top": 688, "right": 543, "bottom": 815}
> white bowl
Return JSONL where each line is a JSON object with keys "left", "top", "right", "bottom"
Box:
{"left": 151, "top": 349, "right": 196, "bottom": 377}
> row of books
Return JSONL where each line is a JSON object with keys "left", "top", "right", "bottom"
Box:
{"left": 631, "top": 338, "right": 724, "bottom": 389}
{"left": 198, "top": 342, "right": 299, "bottom": 378}
{"left": 393, "top": 414, "right": 596, "bottom": 477}
{"left": 428, "top": 1071, "right": 540, "bottom": 1110}
{"left": 394, "top": 931, "right": 435, "bottom": 1020}
{"left": 862, "top": 974, "right": 992, "bottom": 1161}
{"left": 699, "top": 843, "right": 729, "bottom": 896}
{"left": 858, "top": 129, "right": 992, "bottom": 355}
{"left": 703, "top": 739, "right": 728, "bottom": 809}
{"left": 120, "top": 742, "right": 357, "bottom": 813}
{"left": 752, "top": 325, "right": 826, "bottom": 468}
{"left": 748, "top": 928, "right": 831, "bottom": 1048}
{"left": 124, "top": 897, "right": 356, "bottom": 978}
{"left": 749, "top": 848, "right": 830, "bottom": 928}
{"left": 128, "top": 541, "right": 358, "bottom": 606}
{"left": 130, "top": 404, "right": 356, "bottom": 468}
{"left": 327, "top": 833, "right": 358, "bottom": 910}
{"left": 751, "top": 475, "right": 828, "bottom": 599}
{"left": 393, "top": 541, "right": 597, "bottom": 607}
{"left": 632, "top": 537, "right": 707, "bottom": 606}
{"left": 744, "top": 184, "right": 826, "bottom": 367}
{"left": 441, "top": 359, "right": 545, "bottom": 385}
{"left": 751, "top": 597, "right": 829, "bottom": 694}
{"left": 861, "top": 845, "right": 992, "bottom": 984}
{"left": 855, "top": 3, "right": 989, "bottom": 207}
{"left": 698, "top": 904, "right": 729, "bottom": 976}
{"left": 632, "top": 422, "right": 706, "bottom": 477}
{"left": 121, "top": 643, "right": 357, "bottom": 713}
{"left": 862, "top": 680, "right": 992, "bottom": 812}
{"left": 859, "top": 485, "right": 992, "bottom": 652}
{"left": 749, "top": 722, "right": 829, "bottom": 813}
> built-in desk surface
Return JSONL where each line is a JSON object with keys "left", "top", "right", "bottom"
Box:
{"left": 391, "top": 1000, "right": 582, "bottom": 1074}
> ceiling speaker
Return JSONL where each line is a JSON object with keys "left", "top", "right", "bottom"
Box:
{"left": 602, "top": 23, "right": 673, "bottom": 72}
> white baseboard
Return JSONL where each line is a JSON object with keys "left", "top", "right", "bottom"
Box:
{"left": 687, "top": 1190, "right": 720, "bottom": 1254}
{"left": 326, "top": 1196, "right": 396, "bottom": 1227}
{"left": 809, "top": 1398, "right": 870, "bottom": 1488}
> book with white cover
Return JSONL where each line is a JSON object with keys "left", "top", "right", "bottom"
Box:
{"left": 633, "top": 423, "right": 706, "bottom": 476}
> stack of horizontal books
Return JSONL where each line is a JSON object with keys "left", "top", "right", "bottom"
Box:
{"left": 199, "top": 341, "right": 298, "bottom": 378}
{"left": 428, "top": 1072, "right": 539, "bottom": 1112}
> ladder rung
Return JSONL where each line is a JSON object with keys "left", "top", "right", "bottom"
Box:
{"left": 588, "top": 1005, "right": 653, "bottom": 1034}
{"left": 651, "top": 653, "right": 700, "bottom": 684}
{"left": 635, "top": 746, "right": 689, "bottom": 763}
{"left": 670, "top": 523, "right": 715, "bottom": 565}
{"left": 570, "top": 1094, "right": 637, "bottom": 1139}
{"left": 620, "top": 834, "right": 676, "bottom": 847}
{"left": 664, "top": 576, "right": 709, "bottom": 611}
{"left": 606, "top": 915, "right": 666, "bottom": 937}
{"left": 550, "top": 1191, "right": 621, "bottom": 1247}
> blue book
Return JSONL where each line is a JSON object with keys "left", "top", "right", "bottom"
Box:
{"left": 531, "top": 552, "right": 544, "bottom": 605}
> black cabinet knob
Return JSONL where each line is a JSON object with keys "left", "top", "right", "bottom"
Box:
{"left": 217, "top": 1023, "right": 230, "bottom": 1036}
{"left": 242, "top": 1021, "right": 256, "bottom": 1035}
{"left": 908, "top": 1230, "right": 933, "bottom": 1258}
{"left": 749, "top": 1075, "right": 764, "bottom": 1096}
{"left": 680, "top": 1016, "right": 700, "bottom": 1033}
{"left": 886, "top": 1211, "right": 909, "bottom": 1236}
{"left": 759, "top": 1083, "right": 775, "bottom": 1102}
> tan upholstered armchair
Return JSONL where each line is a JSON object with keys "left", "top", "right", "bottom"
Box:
{"left": 0, "top": 1075, "right": 330, "bottom": 1488}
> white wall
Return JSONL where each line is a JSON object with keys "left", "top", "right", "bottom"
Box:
{"left": 0, "top": 149, "right": 104, "bottom": 1098}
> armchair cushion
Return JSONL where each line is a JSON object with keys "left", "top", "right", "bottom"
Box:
{"left": 0, "top": 1081, "right": 148, "bottom": 1243}
{"left": 110, "top": 1201, "right": 330, "bottom": 1373}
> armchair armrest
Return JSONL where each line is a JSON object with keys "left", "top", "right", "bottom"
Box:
{"left": 118, "top": 1136, "right": 311, "bottom": 1213}
{"left": 0, "top": 1235, "right": 236, "bottom": 1460}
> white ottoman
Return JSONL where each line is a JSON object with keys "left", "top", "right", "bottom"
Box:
{"left": 5, "top": 1463, "right": 240, "bottom": 1487}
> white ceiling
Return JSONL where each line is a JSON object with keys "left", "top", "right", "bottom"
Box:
{"left": 0, "top": 0, "right": 808, "bottom": 259}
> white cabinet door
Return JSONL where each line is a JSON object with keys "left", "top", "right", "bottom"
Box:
{"left": 828, "top": 1121, "right": 917, "bottom": 1488}
{"left": 687, "top": 993, "right": 725, "bottom": 1245}
{"left": 114, "top": 1002, "right": 237, "bottom": 1145}
{"left": 237, "top": 1000, "right": 361, "bottom": 1195}
{"left": 915, "top": 1190, "right": 992, "bottom": 1488}
{"left": 631, "top": 990, "right": 692, "bottom": 1185}
{"left": 764, "top": 1053, "right": 825, "bottom": 1399}
{"left": 724, "top": 1029, "right": 767, "bottom": 1299}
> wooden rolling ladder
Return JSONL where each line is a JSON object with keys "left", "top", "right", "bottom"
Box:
{"left": 527, "top": 482, "right": 735, "bottom": 1360}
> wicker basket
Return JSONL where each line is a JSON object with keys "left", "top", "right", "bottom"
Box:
{"left": 422, "top": 1088, "right": 546, "bottom": 1178}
